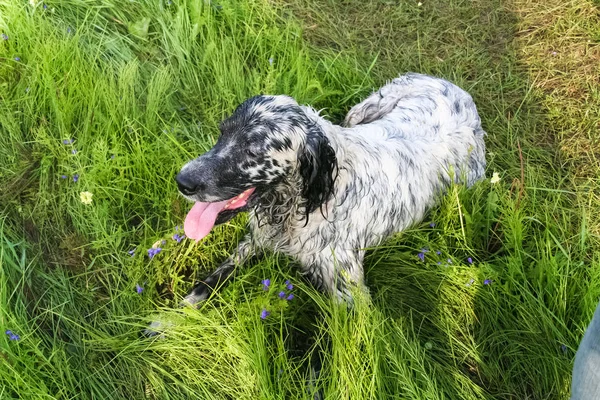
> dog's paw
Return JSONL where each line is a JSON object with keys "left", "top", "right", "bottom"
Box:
{"left": 142, "top": 317, "right": 175, "bottom": 339}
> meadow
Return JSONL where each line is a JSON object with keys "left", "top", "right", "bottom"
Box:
{"left": 1, "top": 0, "right": 600, "bottom": 398}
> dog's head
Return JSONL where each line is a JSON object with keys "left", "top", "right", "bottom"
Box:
{"left": 176, "top": 95, "right": 337, "bottom": 241}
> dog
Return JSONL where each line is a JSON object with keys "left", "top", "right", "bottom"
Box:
{"left": 175, "top": 73, "right": 486, "bottom": 305}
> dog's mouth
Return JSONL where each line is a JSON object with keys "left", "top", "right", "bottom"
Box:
{"left": 183, "top": 188, "right": 256, "bottom": 241}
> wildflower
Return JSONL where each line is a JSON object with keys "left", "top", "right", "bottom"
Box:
{"left": 173, "top": 233, "right": 185, "bottom": 243}
{"left": 447, "top": 259, "right": 452, "bottom": 264}
{"left": 286, "top": 294, "right": 294, "bottom": 301}
{"left": 437, "top": 261, "right": 441, "bottom": 265}
{"left": 43, "top": 3, "right": 47, "bottom": 9}
{"left": 1, "top": 33, "right": 8, "bottom": 40}
{"left": 285, "top": 280, "right": 293, "bottom": 291}
{"left": 61, "top": 175, "right": 67, "bottom": 179}
{"left": 175, "top": 225, "right": 180, "bottom": 231}
{"left": 551, "top": 51, "right": 557, "bottom": 56}
{"left": 484, "top": 279, "right": 492, "bottom": 285}
{"left": 260, "top": 308, "right": 270, "bottom": 320}
{"left": 25, "top": 87, "right": 30, "bottom": 93}
{"left": 466, "top": 278, "right": 475, "bottom": 287}
{"left": 417, "top": 252, "right": 425, "bottom": 261}
{"left": 147, "top": 247, "right": 162, "bottom": 259}
{"left": 429, "top": 222, "right": 435, "bottom": 228}
{"left": 110, "top": 154, "right": 115, "bottom": 159}
{"left": 561, "top": 344, "right": 568, "bottom": 354}
{"left": 467, "top": 257, "right": 473, "bottom": 264}
{"left": 5, "top": 330, "right": 19, "bottom": 341}
{"left": 79, "top": 191, "right": 93, "bottom": 205}
{"left": 71, "top": 149, "right": 77, "bottom": 154}
{"left": 14, "top": 57, "right": 20, "bottom": 61}
{"left": 29, "top": 0, "right": 35, "bottom": 6}
{"left": 490, "top": 172, "right": 501, "bottom": 184}
{"left": 67, "top": 27, "right": 72, "bottom": 34}
{"left": 73, "top": 174, "right": 79, "bottom": 183}
{"left": 268, "top": 58, "right": 274, "bottom": 65}
{"left": 136, "top": 284, "right": 143, "bottom": 294}
{"left": 421, "top": 248, "right": 429, "bottom": 253}
{"left": 127, "top": 249, "right": 136, "bottom": 256}
{"left": 417, "top": 2, "right": 422, "bottom": 6}
{"left": 278, "top": 291, "right": 286, "bottom": 299}
{"left": 436, "top": 250, "right": 441, "bottom": 255}
{"left": 62, "top": 139, "right": 74, "bottom": 144}
{"left": 261, "top": 279, "right": 271, "bottom": 290}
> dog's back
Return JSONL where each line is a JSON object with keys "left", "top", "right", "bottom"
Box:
{"left": 342, "top": 73, "right": 486, "bottom": 187}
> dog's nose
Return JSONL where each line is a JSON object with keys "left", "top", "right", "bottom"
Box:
{"left": 175, "top": 172, "right": 200, "bottom": 196}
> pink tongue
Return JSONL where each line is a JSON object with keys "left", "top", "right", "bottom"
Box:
{"left": 184, "top": 200, "right": 229, "bottom": 241}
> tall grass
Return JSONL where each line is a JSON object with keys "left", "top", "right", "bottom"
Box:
{"left": 0, "top": 0, "right": 598, "bottom": 399}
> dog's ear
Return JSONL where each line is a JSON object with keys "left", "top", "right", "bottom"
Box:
{"left": 298, "top": 127, "right": 338, "bottom": 223}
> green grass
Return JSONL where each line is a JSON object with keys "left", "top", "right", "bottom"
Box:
{"left": 0, "top": 0, "right": 598, "bottom": 398}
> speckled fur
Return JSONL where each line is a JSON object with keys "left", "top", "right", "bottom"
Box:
{"left": 179, "top": 73, "right": 486, "bottom": 304}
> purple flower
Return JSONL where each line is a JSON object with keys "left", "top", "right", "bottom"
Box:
{"left": 429, "top": 222, "right": 435, "bottom": 228}
{"left": 110, "top": 154, "right": 115, "bottom": 159}
{"left": 484, "top": 279, "right": 492, "bottom": 285}
{"left": 61, "top": 175, "right": 67, "bottom": 179}
{"left": 43, "top": 3, "right": 47, "bottom": 9}
{"left": 71, "top": 149, "right": 77, "bottom": 154}
{"left": 5, "top": 330, "right": 19, "bottom": 341}
{"left": 421, "top": 248, "right": 429, "bottom": 253}
{"left": 436, "top": 251, "right": 441, "bottom": 255}
{"left": 127, "top": 249, "right": 135, "bottom": 256}
{"left": 1, "top": 33, "right": 8, "bottom": 40}
{"left": 437, "top": 261, "right": 441, "bottom": 265}
{"left": 14, "top": 57, "right": 20, "bottom": 61}
{"left": 561, "top": 344, "right": 568, "bottom": 354}
{"left": 135, "top": 284, "right": 143, "bottom": 294}
{"left": 467, "top": 257, "right": 473, "bottom": 264}
{"left": 175, "top": 225, "right": 180, "bottom": 231}
{"left": 173, "top": 233, "right": 185, "bottom": 243}
{"left": 278, "top": 291, "right": 286, "bottom": 299}
{"left": 285, "top": 280, "right": 293, "bottom": 290}
{"left": 73, "top": 174, "right": 79, "bottom": 182}
{"left": 67, "top": 27, "right": 72, "bottom": 34}
{"left": 147, "top": 247, "right": 162, "bottom": 259}
{"left": 417, "top": 252, "right": 425, "bottom": 261}
{"left": 62, "top": 139, "right": 74, "bottom": 144}
{"left": 260, "top": 308, "right": 270, "bottom": 320}
{"left": 261, "top": 279, "right": 271, "bottom": 290}
{"left": 286, "top": 294, "right": 294, "bottom": 301}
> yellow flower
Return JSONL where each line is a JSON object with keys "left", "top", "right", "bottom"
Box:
{"left": 490, "top": 172, "right": 501, "bottom": 184}
{"left": 80, "top": 191, "right": 93, "bottom": 205}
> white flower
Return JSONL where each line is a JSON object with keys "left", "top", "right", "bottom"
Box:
{"left": 490, "top": 172, "right": 501, "bottom": 184}
{"left": 417, "top": 1, "right": 422, "bottom": 5}
{"left": 29, "top": 0, "right": 36, "bottom": 6}
{"left": 80, "top": 191, "right": 93, "bottom": 205}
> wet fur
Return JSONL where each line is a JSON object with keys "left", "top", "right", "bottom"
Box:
{"left": 176, "top": 73, "right": 487, "bottom": 305}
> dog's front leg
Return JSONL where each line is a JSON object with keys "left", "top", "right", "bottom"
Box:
{"left": 144, "top": 235, "right": 257, "bottom": 337}
{"left": 302, "top": 249, "right": 366, "bottom": 305}
{"left": 181, "top": 235, "right": 256, "bottom": 307}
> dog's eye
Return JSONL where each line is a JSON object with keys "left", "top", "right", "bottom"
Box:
{"left": 245, "top": 149, "right": 257, "bottom": 157}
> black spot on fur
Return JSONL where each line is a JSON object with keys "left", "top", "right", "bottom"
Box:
{"left": 298, "top": 125, "right": 338, "bottom": 225}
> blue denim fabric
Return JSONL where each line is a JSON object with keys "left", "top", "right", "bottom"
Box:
{"left": 571, "top": 301, "right": 600, "bottom": 400}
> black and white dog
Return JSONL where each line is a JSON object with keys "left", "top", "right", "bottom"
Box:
{"left": 175, "top": 73, "right": 486, "bottom": 305}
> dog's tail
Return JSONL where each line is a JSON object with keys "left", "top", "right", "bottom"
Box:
{"left": 343, "top": 87, "right": 402, "bottom": 128}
